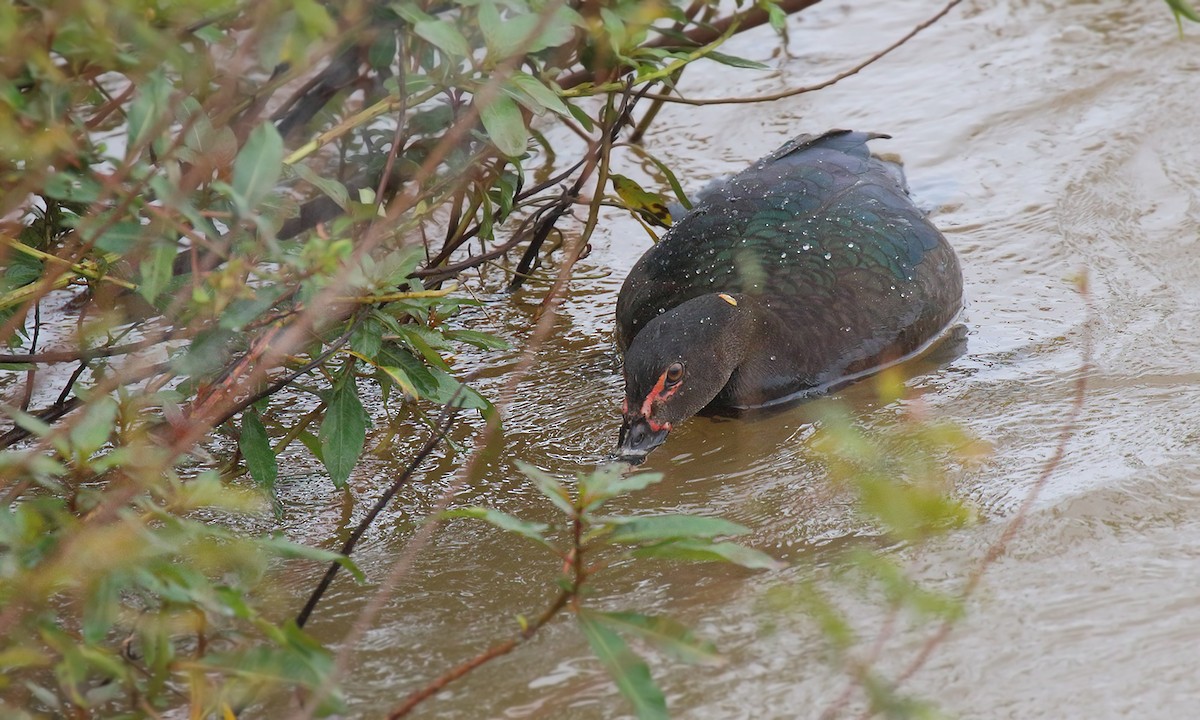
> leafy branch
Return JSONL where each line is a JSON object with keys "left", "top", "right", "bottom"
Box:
{"left": 388, "top": 462, "right": 781, "bottom": 719}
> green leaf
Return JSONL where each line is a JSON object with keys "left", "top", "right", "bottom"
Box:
{"left": 298, "top": 429, "right": 324, "bottom": 463}
{"left": 765, "top": 1, "right": 788, "bottom": 31}
{"left": 232, "top": 123, "right": 285, "bottom": 209}
{"left": 566, "top": 101, "right": 595, "bottom": 132}
{"left": 318, "top": 376, "right": 368, "bottom": 489}
{"left": 480, "top": 2, "right": 580, "bottom": 58}
{"left": 442, "top": 507, "right": 552, "bottom": 547}
{"left": 137, "top": 241, "right": 177, "bottom": 305}
{"left": 414, "top": 19, "right": 471, "bottom": 57}
{"left": 378, "top": 364, "right": 419, "bottom": 398}
{"left": 638, "top": 151, "right": 691, "bottom": 215}
{"left": 377, "top": 343, "right": 438, "bottom": 398}
{"left": 444, "top": 328, "right": 510, "bottom": 350}
{"left": 516, "top": 461, "right": 575, "bottom": 516}
{"left": 42, "top": 172, "right": 102, "bottom": 203}
{"left": 631, "top": 540, "right": 784, "bottom": 571}
{"left": 69, "top": 396, "right": 118, "bottom": 457}
{"left": 94, "top": 221, "right": 144, "bottom": 255}
{"left": 81, "top": 575, "right": 120, "bottom": 644}
{"left": 239, "top": 410, "right": 278, "bottom": 491}
{"left": 611, "top": 174, "right": 672, "bottom": 228}
{"left": 351, "top": 314, "right": 384, "bottom": 360}
{"left": 291, "top": 163, "right": 349, "bottom": 210}
{"left": 397, "top": 325, "right": 452, "bottom": 369}
{"left": 605, "top": 515, "right": 749, "bottom": 544}
{"left": 505, "top": 71, "right": 571, "bottom": 117}
{"left": 1165, "top": 0, "right": 1200, "bottom": 23}
{"left": 579, "top": 463, "right": 662, "bottom": 508}
{"left": 578, "top": 611, "right": 668, "bottom": 720}
{"left": 479, "top": 94, "right": 528, "bottom": 157}
{"left": 127, "top": 70, "right": 171, "bottom": 151}
{"left": 258, "top": 535, "right": 366, "bottom": 583}
{"left": 589, "top": 611, "right": 723, "bottom": 666}
{"left": 703, "top": 50, "right": 769, "bottom": 70}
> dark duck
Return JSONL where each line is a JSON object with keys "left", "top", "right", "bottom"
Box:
{"left": 615, "top": 130, "right": 963, "bottom": 461}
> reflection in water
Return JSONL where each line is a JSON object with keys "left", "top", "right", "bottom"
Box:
{"left": 276, "top": 0, "right": 1200, "bottom": 716}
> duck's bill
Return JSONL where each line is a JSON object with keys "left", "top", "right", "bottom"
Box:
{"left": 617, "top": 418, "right": 670, "bottom": 463}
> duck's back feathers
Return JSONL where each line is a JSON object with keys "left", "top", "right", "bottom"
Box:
{"left": 615, "top": 130, "right": 962, "bottom": 410}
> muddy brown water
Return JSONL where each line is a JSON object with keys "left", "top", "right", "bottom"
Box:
{"left": 261, "top": 0, "right": 1200, "bottom": 717}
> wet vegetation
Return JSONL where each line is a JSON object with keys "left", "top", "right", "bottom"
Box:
{"left": 0, "top": 0, "right": 1193, "bottom": 717}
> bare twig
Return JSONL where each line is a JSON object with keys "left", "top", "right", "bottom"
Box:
{"left": 387, "top": 587, "right": 574, "bottom": 719}
{"left": 645, "top": 0, "right": 964, "bottom": 107}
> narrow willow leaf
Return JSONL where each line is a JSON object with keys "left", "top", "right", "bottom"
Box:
{"left": 566, "top": 101, "right": 595, "bottom": 132}
{"left": 69, "top": 396, "right": 118, "bottom": 457}
{"left": 350, "top": 315, "right": 384, "bottom": 360}
{"left": 232, "top": 123, "right": 285, "bottom": 209}
{"left": 93, "top": 221, "right": 144, "bottom": 255}
{"left": 292, "top": 163, "right": 349, "bottom": 210}
{"left": 443, "top": 329, "right": 510, "bottom": 350}
{"left": 258, "top": 535, "right": 366, "bottom": 583}
{"left": 414, "top": 19, "right": 471, "bottom": 57}
{"left": 479, "top": 94, "right": 528, "bottom": 157}
{"left": 138, "top": 241, "right": 177, "bottom": 305}
{"left": 578, "top": 611, "right": 668, "bottom": 720}
{"left": 127, "top": 70, "right": 171, "bottom": 151}
{"left": 442, "top": 507, "right": 552, "bottom": 547}
{"left": 516, "top": 461, "right": 575, "bottom": 516}
{"left": 590, "top": 611, "right": 723, "bottom": 666}
{"left": 397, "top": 325, "right": 452, "bottom": 368}
{"left": 766, "top": 2, "right": 788, "bottom": 30}
{"left": 318, "top": 377, "right": 368, "bottom": 489}
{"left": 702, "top": 50, "right": 770, "bottom": 70}
{"left": 845, "top": 548, "right": 965, "bottom": 621}
{"left": 297, "top": 429, "right": 323, "bottom": 463}
{"left": 81, "top": 575, "right": 119, "bottom": 644}
{"left": 378, "top": 365, "right": 419, "bottom": 398}
{"left": 239, "top": 410, "right": 278, "bottom": 491}
{"left": 378, "top": 343, "right": 438, "bottom": 398}
{"left": 42, "top": 172, "right": 102, "bottom": 203}
{"left": 631, "top": 539, "right": 784, "bottom": 570}
{"left": 480, "top": 2, "right": 580, "bottom": 58}
{"left": 506, "top": 72, "right": 571, "bottom": 117}
{"left": 638, "top": 151, "right": 691, "bottom": 214}
{"left": 427, "top": 368, "right": 493, "bottom": 412}
{"left": 1166, "top": 0, "right": 1200, "bottom": 22}
{"left": 606, "top": 515, "right": 749, "bottom": 544}
{"left": 580, "top": 464, "right": 663, "bottom": 508}
{"left": 610, "top": 174, "right": 672, "bottom": 228}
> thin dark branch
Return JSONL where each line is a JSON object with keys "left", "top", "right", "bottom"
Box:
{"left": 54, "top": 362, "right": 90, "bottom": 410}
{"left": 205, "top": 311, "right": 366, "bottom": 432}
{"left": 507, "top": 80, "right": 648, "bottom": 291}
{"left": 373, "top": 34, "right": 408, "bottom": 206}
{"left": 0, "top": 331, "right": 177, "bottom": 365}
{"left": 414, "top": 196, "right": 562, "bottom": 282}
{"left": 645, "top": 0, "right": 963, "bottom": 106}
{"left": 296, "top": 399, "right": 462, "bottom": 628}
{"left": 386, "top": 463, "right": 586, "bottom": 719}
{"left": 386, "top": 587, "right": 572, "bottom": 719}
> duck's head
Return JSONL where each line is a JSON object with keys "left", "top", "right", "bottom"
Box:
{"left": 618, "top": 293, "right": 751, "bottom": 462}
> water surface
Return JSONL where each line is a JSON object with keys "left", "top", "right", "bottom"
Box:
{"left": 278, "top": 1, "right": 1200, "bottom": 716}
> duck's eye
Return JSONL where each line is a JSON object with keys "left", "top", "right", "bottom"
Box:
{"left": 664, "top": 362, "right": 684, "bottom": 385}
